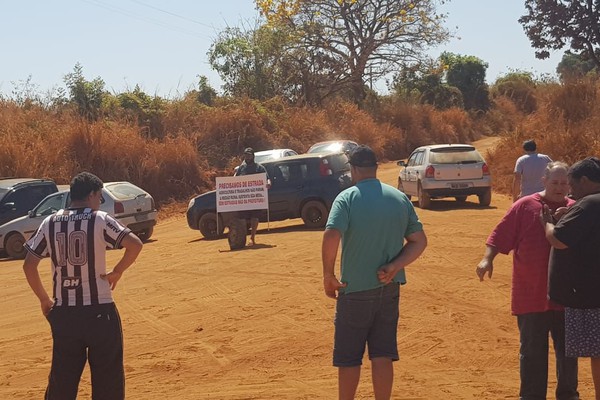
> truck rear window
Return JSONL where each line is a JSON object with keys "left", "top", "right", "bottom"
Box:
{"left": 429, "top": 149, "right": 483, "bottom": 164}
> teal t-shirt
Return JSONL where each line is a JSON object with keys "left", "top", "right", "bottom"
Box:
{"left": 326, "top": 178, "right": 423, "bottom": 294}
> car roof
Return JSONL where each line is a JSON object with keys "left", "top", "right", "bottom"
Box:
{"left": 0, "top": 178, "right": 54, "bottom": 189}
{"left": 413, "top": 144, "right": 476, "bottom": 151}
{"left": 255, "top": 149, "right": 295, "bottom": 156}
{"left": 261, "top": 152, "right": 345, "bottom": 164}
{"left": 309, "top": 139, "right": 356, "bottom": 147}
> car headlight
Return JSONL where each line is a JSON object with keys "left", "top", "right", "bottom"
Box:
{"left": 188, "top": 198, "right": 195, "bottom": 209}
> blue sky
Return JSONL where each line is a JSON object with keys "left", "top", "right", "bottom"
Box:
{"left": 0, "top": 0, "right": 564, "bottom": 98}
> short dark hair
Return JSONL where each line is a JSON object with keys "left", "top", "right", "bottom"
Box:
{"left": 568, "top": 157, "right": 600, "bottom": 183}
{"left": 348, "top": 145, "right": 377, "bottom": 168}
{"left": 70, "top": 172, "right": 103, "bottom": 201}
{"left": 523, "top": 139, "right": 537, "bottom": 152}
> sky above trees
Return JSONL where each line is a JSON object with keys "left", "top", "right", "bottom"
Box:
{"left": 0, "top": 0, "right": 564, "bottom": 97}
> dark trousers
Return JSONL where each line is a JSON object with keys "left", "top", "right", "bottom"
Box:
{"left": 45, "top": 303, "right": 125, "bottom": 400}
{"left": 517, "top": 311, "right": 579, "bottom": 400}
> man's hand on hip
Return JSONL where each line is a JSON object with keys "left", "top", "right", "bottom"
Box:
{"left": 323, "top": 275, "right": 346, "bottom": 299}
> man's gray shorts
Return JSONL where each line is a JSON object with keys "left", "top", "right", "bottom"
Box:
{"left": 333, "top": 283, "right": 400, "bottom": 367}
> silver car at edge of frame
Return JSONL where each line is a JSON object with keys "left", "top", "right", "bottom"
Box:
{"left": 0, "top": 181, "right": 157, "bottom": 259}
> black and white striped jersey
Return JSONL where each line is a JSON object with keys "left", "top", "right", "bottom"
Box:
{"left": 25, "top": 208, "right": 131, "bottom": 306}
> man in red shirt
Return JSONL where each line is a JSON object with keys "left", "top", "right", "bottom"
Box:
{"left": 476, "top": 161, "right": 579, "bottom": 400}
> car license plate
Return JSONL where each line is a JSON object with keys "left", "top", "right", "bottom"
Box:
{"left": 451, "top": 183, "right": 469, "bottom": 189}
{"left": 135, "top": 214, "right": 148, "bottom": 222}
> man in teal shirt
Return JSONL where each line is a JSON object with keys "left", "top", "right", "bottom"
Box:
{"left": 322, "top": 145, "right": 427, "bottom": 400}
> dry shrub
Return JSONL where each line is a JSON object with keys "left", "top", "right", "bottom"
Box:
{"left": 549, "top": 79, "right": 597, "bottom": 124}
{"left": 487, "top": 79, "right": 600, "bottom": 195}
{"left": 481, "top": 96, "right": 524, "bottom": 136}
{"left": 0, "top": 102, "right": 208, "bottom": 206}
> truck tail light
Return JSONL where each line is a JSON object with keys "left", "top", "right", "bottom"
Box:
{"left": 425, "top": 165, "right": 435, "bottom": 178}
{"left": 114, "top": 201, "right": 125, "bottom": 214}
{"left": 319, "top": 159, "right": 333, "bottom": 176}
{"left": 482, "top": 163, "right": 490, "bottom": 176}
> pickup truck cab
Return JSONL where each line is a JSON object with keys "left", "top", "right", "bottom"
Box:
{"left": 397, "top": 144, "right": 492, "bottom": 209}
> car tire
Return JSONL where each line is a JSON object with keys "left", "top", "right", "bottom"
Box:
{"left": 138, "top": 227, "right": 154, "bottom": 242}
{"left": 301, "top": 200, "right": 328, "bottom": 228}
{"left": 417, "top": 183, "right": 431, "bottom": 209}
{"left": 397, "top": 179, "right": 411, "bottom": 200}
{"left": 455, "top": 196, "right": 467, "bottom": 203}
{"left": 479, "top": 188, "right": 492, "bottom": 206}
{"left": 227, "top": 218, "right": 247, "bottom": 250}
{"left": 198, "top": 213, "right": 225, "bottom": 239}
{"left": 5, "top": 233, "right": 26, "bottom": 259}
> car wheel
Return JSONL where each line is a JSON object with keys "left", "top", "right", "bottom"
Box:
{"left": 455, "top": 196, "right": 467, "bottom": 203}
{"left": 198, "top": 213, "right": 224, "bottom": 239}
{"left": 138, "top": 227, "right": 154, "bottom": 242}
{"left": 5, "top": 233, "right": 26, "bottom": 259}
{"left": 397, "top": 179, "right": 411, "bottom": 200}
{"left": 227, "top": 218, "right": 247, "bottom": 250}
{"left": 301, "top": 200, "right": 328, "bottom": 228}
{"left": 479, "top": 188, "right": 492, "bottom": 206}
{"left": 417, "top": 183, "right": 431, "bottom": 209}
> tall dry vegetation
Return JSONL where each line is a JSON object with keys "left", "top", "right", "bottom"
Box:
{"left": 3, "top": 78, "right": 599, "bottom": 206}
{"left": 0, "top": 97, "right": 477, "bottom": 205}
{"left": 487, "top": 78, "right": 600, "bottom": 194}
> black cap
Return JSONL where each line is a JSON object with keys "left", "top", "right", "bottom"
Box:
{"left": 348, "top": 145, "right": 377, "bottom": 167}
{"left": 244, "top": 147, "right": 254, "bottom": 155}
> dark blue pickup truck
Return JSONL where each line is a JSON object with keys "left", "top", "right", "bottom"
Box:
{"left": 186, "top": 152, "right": 352, "bottom": 239}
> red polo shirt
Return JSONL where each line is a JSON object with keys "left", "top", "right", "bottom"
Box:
{"left": 487, "top": 193, "right": 574, "bottom": 315}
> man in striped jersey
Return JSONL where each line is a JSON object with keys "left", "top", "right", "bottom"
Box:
{"left": 22, "top": 172, "right": 143, "bottom": 400}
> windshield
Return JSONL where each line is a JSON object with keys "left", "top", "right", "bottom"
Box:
{"left": 255, "top": 154, "right": 277, "bottom": 164}
{"left": 309, "top": 143, "right": 342, "bottom": 153}
{"left": 104, "top": 183, "right": 147, "bottom": 200}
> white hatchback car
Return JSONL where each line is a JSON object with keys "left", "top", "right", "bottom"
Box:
{"left": 0, "top": 181, "right": 157, "bottom": 259}
{"left": 397, "top": 144, "right": 492, "bottom": 209}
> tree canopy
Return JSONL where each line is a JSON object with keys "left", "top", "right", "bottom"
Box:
{"left": 519, "top": 0, "right": 600, "bottom": 68}
{"left": 255, "top": 0, "right": 449, "bottom": 105}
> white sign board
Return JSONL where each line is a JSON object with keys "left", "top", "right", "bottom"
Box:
{"left": 215, "top": 173, "right": 269, "bottom": 213}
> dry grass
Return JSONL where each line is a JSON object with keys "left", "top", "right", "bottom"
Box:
{"left": 3, "top": 79, "right": 600, "bottom": 205}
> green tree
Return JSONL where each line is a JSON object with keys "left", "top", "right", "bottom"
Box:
{"left": 492, "top": 72, "right": 537, "bottom": 114}
{"left": 117, "top": 85, "right": 166, "bottom": 138}
{"left": 556, "top": 51, "right": 598, "bottom": 81}
{"left": 63, "top": 63, "right": 106, "bottom": 121}
{"left": 256, "top": 0, "right": 449, "bottom": 106}
{"left": 519, "top": 0, "right": 600, "bottom": 68}
{"left": 195, "top": 76, "right": 217, "bottom": 106}
{"left": 208, "top": 25, "right": 291, "bottom": 100}
{"left": 440, "top": 52, "right": 490, "bottom": 111}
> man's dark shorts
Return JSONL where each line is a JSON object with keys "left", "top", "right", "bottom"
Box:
{"left": 333, "top": 282, "right": 400, "bottom": 367}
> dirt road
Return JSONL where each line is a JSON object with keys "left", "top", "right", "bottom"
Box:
{"left": 0, "top": 137, "right": 594, "bottom": 399}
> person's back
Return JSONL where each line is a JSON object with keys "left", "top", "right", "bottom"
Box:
{"left": 516, "top": 153, "right": 552, "bottom": 195}
{"left": 22, "top": 171, "right": 143, "bottom": 400}
{"left": 513, "top": 139, "right": 552, "bottom": 200}
{"left": 332, "top": 179, "right": 418, "bottom": 293}
{"left": 322, "top": 145, "right": 427, "bottom": 400}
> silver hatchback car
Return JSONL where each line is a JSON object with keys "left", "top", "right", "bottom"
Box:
{"left": 397, "top": 144, "right": 492, "bottom": 209}
{"left": 0, "top": 181, "right": 157, "bottom": 259}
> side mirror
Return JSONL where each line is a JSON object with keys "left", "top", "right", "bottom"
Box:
{"left": 28, "top": 210, "right": 34, "bottom": 217}
{"left": 397, "top": 160, "right": 407, "bottom": 167}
